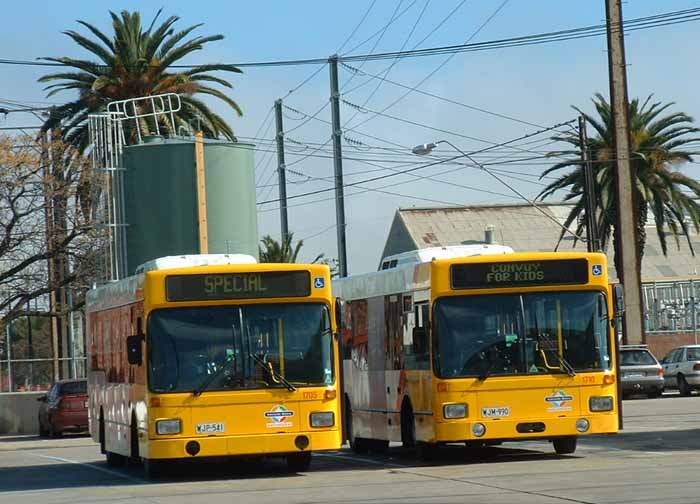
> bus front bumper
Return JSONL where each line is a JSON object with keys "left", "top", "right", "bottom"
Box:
{"left": 434, "top": 414, "right": 618, "bottom": 442}
{"left": 146, "top": 429, "right": 342, "bottom": 460}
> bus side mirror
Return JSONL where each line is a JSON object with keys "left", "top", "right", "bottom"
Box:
{"left": 127, "top": 335, "right": 144, "bottom": 366}
{"left": 335, "top": 298, "right": 346, "bottom": 330}
{"left": 613, "top": 284, "right": 625, "bottom": 317}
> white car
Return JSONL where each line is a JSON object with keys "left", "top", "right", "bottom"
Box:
{"left": 660, "top": 345, "right": 700, "bottom": 396}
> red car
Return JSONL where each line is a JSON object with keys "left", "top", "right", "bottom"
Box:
{"left": 38, "top": 379, "right": 88, "bottom": 437}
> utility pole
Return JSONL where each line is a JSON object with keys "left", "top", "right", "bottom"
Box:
{"left": 274, "top": 99, "right": 289, "bottom": 242}
{"left": 606, "top": 0, "right": 644, "bottom": 344}
{"left": 578, "top": 116, "right": 600, "bottom": 252}
{"left": 329, "top": 54, "right": 348, "bottom": 277}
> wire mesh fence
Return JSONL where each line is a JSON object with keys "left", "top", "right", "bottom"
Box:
{"left": 0, "top": 357, "right": 86, "bottom": 393}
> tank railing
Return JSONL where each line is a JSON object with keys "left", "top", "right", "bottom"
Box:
{"left": 107, "top": 93, "right": 182, "bottom": 144}
{"left": 87, "top": 111, "right": 127, "bottom": 283}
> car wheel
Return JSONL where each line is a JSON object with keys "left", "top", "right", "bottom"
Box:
{"left": 48, "top": 419, "right": 62, "bottom": 438}
{"left": 678, "top": 375, "right": 692, "bottom": 396}
{"left": 553, "top": 436, "right": 577, "bottom": 455}
{"left": 38, "top": 417, "right": 49, "bottom": 437}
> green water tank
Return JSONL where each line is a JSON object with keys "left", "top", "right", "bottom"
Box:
{"left": 122, "top": 137, "right": 258, "bottom": 274}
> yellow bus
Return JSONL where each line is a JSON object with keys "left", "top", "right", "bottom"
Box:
{"left": 335, "top": 246, "right": 621, "bottom": 457}
{"left": 86, "top": 255, "right": 342, "bottom": 477}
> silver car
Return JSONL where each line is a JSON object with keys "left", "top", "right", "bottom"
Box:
{"left": 620, "top": 345, "right": 664, "bottom": 398}
{"left": 661, "top": 345, "right": 700, "bottom": 396}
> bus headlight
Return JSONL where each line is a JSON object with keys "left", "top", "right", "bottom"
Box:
{"left": 310, "top": 412, "right": 334, "bottom": 428}
{"left": 472, "top": 422, "right": 486, "bottom": 437}
{"left": 156, "top": 419, "right": 182, "bottom": 435}
{"left": 589, "top": 396, "right": 614, "bottom": 412}
{"left": 443, "top": 403, "right": 468, "bottom": 419}
{"left": 576, "top": 418, "right": 590, "bottom": 433}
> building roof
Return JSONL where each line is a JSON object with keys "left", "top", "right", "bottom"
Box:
{"left": 380, "top": 202, "right": 700, "bottom": 282}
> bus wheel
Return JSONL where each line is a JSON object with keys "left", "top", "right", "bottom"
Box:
{"left": 143, "top": 458, "right": 164, "bottom": 479}
{"left": 369, "top": 439, "right": 389, "bottom": 454}
{"left": 417, "top": 442, "right": 437, "bottom": 460}
{"left": 106, "top": 451, "right": 126, "bottom": 467}
{"left": 553, "top": 436, "right": 577, "bottom": 455}
{"left": 346, "top": 399, "right": 370, "bottom": 454}
{"left": 98, "top": 411, "right": 105, "bottom": 454}
{"left": 401, "top": 402, "right": 416, "bottom": 449}
{"left": 129, "top": 417, "right": 140, "bottom": 464}
{"left": 287, "top": 452, "right": 312, "bottom": 472}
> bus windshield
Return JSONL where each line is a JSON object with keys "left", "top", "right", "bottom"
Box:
{"left": 433, "top": 291, "right": 611, "bottom": 379}
{"left": 147, "top": 303, "right": 334, "bottom": 393}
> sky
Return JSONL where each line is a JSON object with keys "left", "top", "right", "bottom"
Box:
{"left": 1, "top": 1, "right": 699, "bottom": 274}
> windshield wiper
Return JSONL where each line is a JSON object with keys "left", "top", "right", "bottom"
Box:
{"left": 192, "top": 355, "right": 235, "bottom": 397}
{"left": 537, "top": 332, "right": 576, "bottom": 377}
{"left": 478, "top": 351, "right": 497, "bottom": 381}
{"left": 249, "top": 353, "right": 296, "bottom": 391}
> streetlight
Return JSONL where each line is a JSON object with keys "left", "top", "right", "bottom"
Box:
{"left": 410, "top": 139, "right": 585, "bottom": 242}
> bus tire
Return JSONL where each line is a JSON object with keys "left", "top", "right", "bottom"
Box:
{"left": 369, "top": 439, "right": 389, "bottom": 454}
{"left": 287, "top": 452, "right": 312, "bottom": 472}
{"left": 98, "top": 410, "right": 105, "bottom": 454}
{"left": 417, "top": 442, "right": 437, "bottom": 460}
{"left": 346, "top": 398, "right": 370, "bottom": 454}
{"left": 401, "top": 400, "right": 416, "bottom": 449}
{"left": 106, "top": 451, "right": 126, "bottom": 467}
{"left": 143, "top": 458, "right": 164, "bottom": 479}
{"left": 130, "top": 416, "right": 140, "bottom": 464}
{"left": 553, "top": 436, "right": 577, "bottom": 455}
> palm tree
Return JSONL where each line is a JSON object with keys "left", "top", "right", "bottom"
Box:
{"left": 258, "top": 233, "right": 324, "bottom": 264}
{"left": 38, "top": 9, "right": 242, "bottom": 150}
{"left": 538, "top": 93, "right": 700, "bottom": 275}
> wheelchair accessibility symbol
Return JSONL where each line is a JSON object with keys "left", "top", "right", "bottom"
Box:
{"left": 314, "top": 277, "right": 326, "bottom": 289}
{"left": 592, "top": 264, "right": 603, "bottom": 276}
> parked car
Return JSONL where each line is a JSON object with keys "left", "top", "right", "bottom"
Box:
{"left": 619, "top": 345, "right": 664, "bottom": 398}
{"left": 661, "top": 345, "right": 700, "bottom": 396}
{"left": 37, "top": 379, "right": 88, "bottom": 437}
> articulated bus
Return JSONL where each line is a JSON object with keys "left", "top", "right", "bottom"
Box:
{"left": 86, "top": 255, "right": 342, "bottom": 477}
{"left": 334, "top": 246, "right": 621, "bottom": 457}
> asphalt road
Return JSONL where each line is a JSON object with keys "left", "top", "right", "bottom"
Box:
{"left": 1, "top": 392, "right": 699, "bottom": 504}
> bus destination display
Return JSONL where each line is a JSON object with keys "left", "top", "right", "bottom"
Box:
{"left": 166, "top": 271, "right": 311, "bottom": 301}
{"left": 451, "top": 259, "right": 589, "bottom": 289}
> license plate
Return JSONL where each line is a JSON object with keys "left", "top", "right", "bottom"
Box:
{"left": 196, "top": 422, "right": 225, "bottom": 434}
{"left": 481, "top": 406, "right": 511, "bottom": 418}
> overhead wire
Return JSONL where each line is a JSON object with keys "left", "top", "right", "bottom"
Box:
{"left": 3, "top": 7, "right": 698, "bottom": 69}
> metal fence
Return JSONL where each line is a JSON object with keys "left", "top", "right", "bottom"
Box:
{"left": 0, "top": 357, "right": 86, "bottom": 393}
{"left": 644, "top": 280, "right": 699, "bottom": 337}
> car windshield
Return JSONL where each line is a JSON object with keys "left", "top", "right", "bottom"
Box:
{"left": 147, "top": 303, "right": 334, "bottom": 393}
{"left": 60, "top": 381, "right": 87, "bottom": 395}
{"left": 434, "top": 291, "right": 612, "bottom": 378}
{"left": 621, "top": 350, "right": 657, "bottom": 366}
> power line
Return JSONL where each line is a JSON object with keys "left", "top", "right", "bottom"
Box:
{"left": 2, "top": 7, "right": 698, "bottom": 69}
{"left": 257, "top": 118, "right": 575, "bottom": 205}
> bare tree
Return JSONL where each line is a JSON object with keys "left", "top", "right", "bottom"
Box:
{"left": 0, "top": 133, "right": 100, "bottom": 343}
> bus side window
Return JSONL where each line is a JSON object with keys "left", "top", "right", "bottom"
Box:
{"left": 406, "top": 303, "right": 430, "bottom": 370}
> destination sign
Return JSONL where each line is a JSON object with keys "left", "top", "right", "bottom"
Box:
{"left": 451, "top": 259, "right": 589, "bottom": 289}
{"left": 166, "top": 271, "right": 311, "bottom": 301}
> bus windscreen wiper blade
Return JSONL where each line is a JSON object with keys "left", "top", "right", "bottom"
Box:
{"left": 538, "top": 333, "right": 576, "bottom": 377}
{"left": 249, "top": 353, "right": 297, "bottom": 391}
{"left": 193, "top": 356, "right": 234, "bottom": 397}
